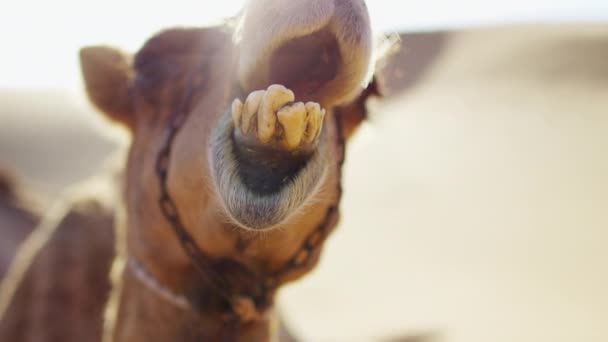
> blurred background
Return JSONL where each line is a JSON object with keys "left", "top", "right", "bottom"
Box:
{"left": 1, "top": 1, "right": 607, "bottom": 341}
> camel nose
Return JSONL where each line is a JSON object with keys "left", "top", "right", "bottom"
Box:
{"left": 237, "top": 0, "right": 372, "bottom": 105}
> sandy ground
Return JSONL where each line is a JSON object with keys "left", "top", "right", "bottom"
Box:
{"left": 1, "top": 24, "right": 607, "bottom": 341}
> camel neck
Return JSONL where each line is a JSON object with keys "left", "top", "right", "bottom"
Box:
{"left": 110, "top": 256, "right": 279, "bottom": 342}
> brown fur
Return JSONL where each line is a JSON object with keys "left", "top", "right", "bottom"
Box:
{"left": 80, "top": 47, "right": 134, "bottom": 128}
{"left": 0, "top": 195, "right": 115, "bottom": 342}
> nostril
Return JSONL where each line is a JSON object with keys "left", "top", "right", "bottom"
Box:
{"left": 268, "top": 28, "right": 341, "bottom": 101}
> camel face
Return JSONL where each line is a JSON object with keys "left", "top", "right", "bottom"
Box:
{"left": 6, "top": 2, "right": 377, "bottom": 339}
{"left": 78, "top": 2, "right": 373, "bottom": 292}
{"left": 81, "top": 0, "right": 372, "bottom": 235}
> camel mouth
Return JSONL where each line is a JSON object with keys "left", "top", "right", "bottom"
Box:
{"left": 268, "top": 27, "right": 341, "bottom": 102}
{"left": 232, "top": 138, "right": 312, "bottom": 195}
{"left": 211, "top": 113, "right": 327, "bottom": 231}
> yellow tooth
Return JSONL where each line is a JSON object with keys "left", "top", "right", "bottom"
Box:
{"left": 231, "top": 98, "right": 243, "bottom": 128}
{"left": 278, "top": 102, "right": 306, "bottom": 150}
{"left": 242, "top": 90, "right": 265, "bottom": 133}
{"left": 304, "top": 102, "right": 324, "bottom": 144}
{"left": 258, "top": 85, "right": 295, "bottom": 143}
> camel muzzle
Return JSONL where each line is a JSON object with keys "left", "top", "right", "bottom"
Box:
{"left": 237, "top": 0, "right": 373, "bottom": 107}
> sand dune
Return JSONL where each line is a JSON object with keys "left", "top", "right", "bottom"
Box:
{"left": 0, "top": 89, "right": 119, "bottom": 194}
{"left": 1, "top": 24, "right": 607, "bottom": 341}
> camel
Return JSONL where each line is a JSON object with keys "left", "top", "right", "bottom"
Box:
{"left": 0, "top": 0, "right": 395, "bottom": 340}
{"left": 3, "top": 15, "right": 608, "bottom": 340}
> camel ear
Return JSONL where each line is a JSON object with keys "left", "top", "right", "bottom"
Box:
{"left": 80, "top": 46, "right": 134, "bottom": 128}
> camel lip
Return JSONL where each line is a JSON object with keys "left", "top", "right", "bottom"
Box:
{"left": 267, "top": 26, "right": 341, "bottom": 102}
{"left": 232, "top": 133, "right": 313, "bottom": 196}
{"left": 210, "top": 113, "right": 329, "bottom": 231}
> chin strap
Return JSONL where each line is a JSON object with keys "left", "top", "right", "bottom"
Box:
{"left": 127, "top": 257, "right": 190, "bottom": 310}
{"left": 127, "top": 257, "right": 262, "bottom": 323}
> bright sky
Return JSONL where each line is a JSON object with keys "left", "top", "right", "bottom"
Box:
{"left": 1, "top": 0, "right": 607, "bottom": 88}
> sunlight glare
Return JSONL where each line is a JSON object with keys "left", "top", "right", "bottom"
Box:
{"left": 1, "top": 0, "right": 607, "bottom": 89}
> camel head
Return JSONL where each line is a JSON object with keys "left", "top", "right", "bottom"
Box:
{"left": 79, "top": 0, "right": 375, "bottom": 338}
